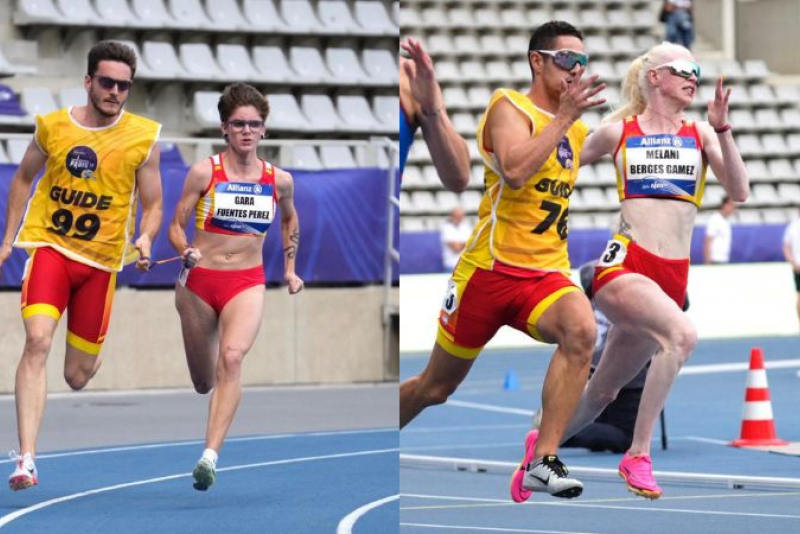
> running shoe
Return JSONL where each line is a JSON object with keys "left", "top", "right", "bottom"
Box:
{"left": 522, "top": 455, "right": 583, "bottom": 499}
{"left": 192, "top": 457, "right": 216, "bottom": 491}
{"left": 8, "top": 451, "right": 37, "bottom": 491}
{"left": 510, "top": 430, "right": 538, "bottom": 502}
{"left": 618, "top": 453, "right": 662, "bottom": 499}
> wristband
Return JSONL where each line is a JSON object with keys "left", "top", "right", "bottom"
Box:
{"left": 714, "top": 124, "right": 732, "bottom": 134}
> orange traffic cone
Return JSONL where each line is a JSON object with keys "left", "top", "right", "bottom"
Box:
{"left": 730, "top": 348, "right": 788, "bottom": 447}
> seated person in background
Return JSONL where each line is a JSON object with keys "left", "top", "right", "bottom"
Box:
{"left": 532, "top": 260, "right": 688, "bottom": 453}
{"left": 440, "top": 207, "right": 472, "bottom": 271}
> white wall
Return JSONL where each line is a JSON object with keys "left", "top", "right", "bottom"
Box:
{"left": 400, "top": 263, "right": 798, "bottom": 354}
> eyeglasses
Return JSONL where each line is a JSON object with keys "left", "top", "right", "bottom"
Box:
{"left": 533, "top": 49, "right": 589, "bottom": 71}
{"left": 93, "top": 75, "right": 132, "bottom": 92}
{"left": 654, "top": 59, "right": 701, "bottom": 80}
{"left": 226, "top": 120, "right": 265, "bottom": 132}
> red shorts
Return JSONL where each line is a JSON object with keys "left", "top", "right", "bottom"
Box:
{"left": 437, "top": 261, "right": 580, "bottom": 359}
{"left": 183, "top": 265, "right": 265, "bottom": 315}
{"left": 593, "top": 236, "right": 689, "bottom": 307}
{"left": 21, "top": 246, "right": 116, "bottom": 355}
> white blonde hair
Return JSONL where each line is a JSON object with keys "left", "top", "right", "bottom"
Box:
{"left": 603, "top": 41, "right": 692, "bottom": 124}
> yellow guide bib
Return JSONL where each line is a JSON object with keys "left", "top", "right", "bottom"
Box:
{"left": 461, "top": 89, "right": 588, "bottom": 273}
{"left": 15, "top": 108, "right": 161, "bottom": 271}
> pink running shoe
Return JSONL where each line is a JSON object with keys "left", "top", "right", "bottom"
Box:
{"left": 8, "top": 452, "right": 38, "bottom": 491}
{"left": 618, "top": 453, "right": 662, "bottom": 499}
{"left": 509, "top": 430, "right": 538, "bottom": 503}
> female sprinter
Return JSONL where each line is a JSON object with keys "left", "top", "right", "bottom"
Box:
{"left": 169, "top": 83, "right": 303, "bottom": 491}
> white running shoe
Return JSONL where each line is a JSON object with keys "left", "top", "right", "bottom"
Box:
{"left": 192, "top": 457, "right": 216, "bottom": 491}
{"left": 522, "top": 455, "right": 583, "bottom": 499}
{"left": 8, "top": 451, "right": 38, "bottom": 491}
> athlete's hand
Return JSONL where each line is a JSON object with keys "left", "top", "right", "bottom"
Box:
{"left": 707, "top": 76, "right": 731, "bottom": 130}
{"left": 0, "top": 242, "right": 12, "bottom": 276}
{"left": 286, "top": 272, "right": 304, "bottom": 295}
{"left": 182, "top": 247, "right": 201, "bottom": 269}
{"left": 134, "top": 235, "right": 152, "bottom": 272}
{"left": 558, "top": 68, "right": 607, "bottom": 122}
{"left": 401, "top": 37, "right": 444, "bottom": 118}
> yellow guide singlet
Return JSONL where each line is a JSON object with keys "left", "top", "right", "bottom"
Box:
{"left": 461, "top": 88, "right": 588, "bottom": 274}
{"left": 15, "top": 108, "right": 161, "bottom": 272}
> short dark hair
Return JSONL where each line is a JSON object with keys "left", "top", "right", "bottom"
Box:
{"left": 528, "top": 20, "right": 584, "bottom": 54}
{"left": 217, "top": 83, "right": 270, "bottom": 123}
{"left": 87, "top": 41, "right": 137, "bottom": 77}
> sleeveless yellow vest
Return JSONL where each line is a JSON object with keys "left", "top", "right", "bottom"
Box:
{"left": 461, "top": 88, "right": 588, "bottom": 273}
{"left": 15, "top": 109, "right": 161, "bottom": 271}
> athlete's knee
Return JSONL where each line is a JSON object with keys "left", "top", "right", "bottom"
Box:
{"left": 218, "top": 346, "right": 246, "bottom": 377}
{"left": 561, "top": 319, "right": 596, "bottom": 365}
{"left": 22, "top": 330, "right": 53, "bottom": 363}
{"left": 666, "top": 321, "right": 697, "bottom": 363}
{"left": 419, "top": 375, "right": 459, "bottom": 407}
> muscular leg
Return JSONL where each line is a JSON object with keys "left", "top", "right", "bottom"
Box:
{"left": 63, "top": 345, "right": 103, "bottom": 390}
{"left": 16, "top": 315, "right": 58, "bottom": 455}
{"left": 204, "top": 285, "right": 264, "bottom": 452}
{"left": 400, "top": 343, "right": 475, "bottom": 429}
{"left": 593, "top": 274, "right": 696, "bottom": 456}
{"left": 534, "top": 292, "right": 595, "bottom": 457}
{"left": 176, "top": 282, "right": 220, "bottom": 393}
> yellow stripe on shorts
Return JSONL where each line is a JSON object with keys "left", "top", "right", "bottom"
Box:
{"left": 66, "top": 331, "right": 102, "bottom": 356}
{"left": 22, "top": 303, "right": 61, "bottom": 321}
{"left": 526, "top": 286, "right": 580, "bottom": 341}
{"left": 436, "top": 324, "right": 483, "bottom": 360}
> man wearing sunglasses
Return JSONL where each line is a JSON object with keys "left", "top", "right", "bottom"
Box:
{"left": 544, "top": 42, "right": 747, "bottom": 500}
{"left": 400, "top": 37, "right": 470, "bottom": 191}
{"left": 0, "top": 40, "right": 162, "bottom": 490}
{"left": 401, "top": 21, "right": 606, "bottom": 501}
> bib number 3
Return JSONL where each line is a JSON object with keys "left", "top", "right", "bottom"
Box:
{"left": 598, "top": 238, "right": 628, "bottom": 268}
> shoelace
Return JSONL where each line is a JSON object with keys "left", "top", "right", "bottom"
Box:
{"left": 542, "top": 455, "right": 569, "bottom": 477}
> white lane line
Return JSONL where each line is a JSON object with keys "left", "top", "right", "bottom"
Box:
{"left": 336, "top": 494, "right": 398, "bottom": 534}
{"left": 405, "top": 424, "right": 528, "bottom": 434}
{"left": 445, "top": 400, "right": 534, "bottom": 417}
{"left": 400, "top": 523, "right": 601, "bottom": 534}
{"left": 0, "top": 428, "right": 396, "bottom": 465}
{"left": 680, "top": 359, "right": 800, "bottom": 375}
{"left": 0, "top": 448, "right": 397, "bottom": 529}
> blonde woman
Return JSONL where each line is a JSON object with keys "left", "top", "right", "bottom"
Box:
{"left": 511, "top": 41, "right": 748, "bottom": 501}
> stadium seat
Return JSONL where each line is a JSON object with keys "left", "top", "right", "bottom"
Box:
{"left": 432, "top": 61, "right": 460, "bottom": 83}
{"left": 337, "top": 95, "right": 382, "bottom": 132}
{"left": 452, "top": 112, "right": 476, "bottom": 136}
{"left": 485, "top": 60, "right": 512, "bottom": 83}
{"left": 180, "top": 43, "right": 225, "bottom": 80}
{"left": 355, "top": 1, "right": 397, "bottom": 34}
{"left": 751, "top": 184, "right": 780, "bottom": 206}
{"left": 436, "top": 191, "right": 460, "bottom": 213}
{"left": 400, "top": 217, "right": 426, "bottom": 232}
{"left": 427, "top": 34, "right": 455, "bottom": 55}
{"left": 7, "top": 138, "right": 30, "bottom": 165}
{"left": 242, "top": 0, "right": 285, "bottom": 30}
{"left": 142, "top": 41, "right": 186, "bottom": 79}
{"left": 743, "top": 59, "right": 770, "bottom": 81}
{"left": 131, "top": 0, "right": 174, "bottom": 27}
{"left": 0, "top": 84, "right": 27, "bottom": 125}
{"left": 192, "top": 91, "right": 222, "bottom": 129}
{"left": 14, "top": 0, "right": 62, "bottom": 24}
{"left": 410, "top": 191, "right": 437, "bottom": 214}
{"left": 0, "top": 45, "right": 36, "bottom": 76}
{"left": 372, "top": 95, "right": 399, "bottom": 131}
{"left": 777, "top": 183, "right": 800, "bottom": 203}
{"left": 267, "top": 93, "right": 311, "bottom": 132}
{"left": 453, "top": 35, "right": 481, "bottom": 56}
{"left": 499, "top": 8, "right": 528, "bottom": 29}
{"left": 94, "top": 0, "right": 149, "bottom": 27}
{"left": 21, "top": 87, "right": 58, "bottom": 116}
{"left": 402, "top": 165, "right": 423, "bottom": 186}
{"left": 301, "top": 94, "right": 343, "bottom": 133}
{"left": 326, "top": 48, "right": 370, "bottom": 85}
{"left": 56, "top": 0, "right": 97, "bottom": 23}
{"left": 290, "top": 47, "right": 331, "bottom": 84}
{"left": 252, "top": 46, "right": 295, "bottom": 83}
{"left": 320, "top": 145, "right": 357, "bottom": 168}
{"left": 461, "top": 190, "right": 482, "bottom": 212}
{"left": 281, "top": 0, "right": 325, "bottom": 32}
{"left": 354, "top": 145, "right": 390, "bottom": 168}
{"left": 761, "top": 133, "right": 790, "bottom": 157}
{"left": 781, "top": 108, "right": 800, "bottom": 129}
{"left": 318, "top": 0, "right": 361, "bottom": 33}
{"left": 362, "top": 49, "right": 397, "bottom": 85}
{"left": 399, "top": 191, "right": 415, "bottom": 214}
{"left": 204, "top": 0, "right": 246, "bottom": 30}
{"left": 407, "top": 142, "right": 430, "bottom": 164}
{"left": 767, "top": 159, "right": 797, "bottom": 181}
{"left": 749, "top": 85, "right": 775, "bottom": 106}
{"left": 442, "top": 87, "right": 469, "bottom": 109}
{"left": 745, "top": 159, "right": 770, "bottom": 182}
{"left": 292, "top": 145, "right": 323, "bottom": 170}
{"left": 167, "top": 0, "right": 213, "bottom": 29}
{"left": 216, "top": 44, "right": 262, "bottom": 82}
{"left": 58, "top": 87, "right": 86, "bottom": 109}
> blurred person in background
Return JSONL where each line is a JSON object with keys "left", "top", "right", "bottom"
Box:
{"left": 169, "top": 83, "right": 303, "bottom": 491}
{"left": 661, "top": 0, "right": 695, "bottom": 50}
{"left": 703, "top": 195, "right": 736, "bottom": 264}
{"left": 440, "top": 207, "right": 472, "bottom": 271}
{"left": 783, "top": 208, "right": 800, "bottom": 327}
{"left": 401, "top": 21, "right": 607, "bottom": 501}
{"left": 400, "top": 37, "right": 471, "bottom": 191}
{"left": 0, "top": 41, "right": 162, "bottom": 491}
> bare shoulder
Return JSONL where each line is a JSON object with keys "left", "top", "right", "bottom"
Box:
{"left": 184, "top": 158, "right": 213, "bottom": 191}
{"left": 273, "top": 166, "right": 294, "bottom": 196}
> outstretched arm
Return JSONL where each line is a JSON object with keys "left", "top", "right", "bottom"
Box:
{"left": 276, "top": 169, "right": 303, "bottom": 294}
{"left": 0, "top": 141, "right": 47, "bottom": 275}
{"left": 401, "top": 38, "right": 471, "bottom": 192}
{"left": 702, "top": 77, "right": 749, "bottom": 202}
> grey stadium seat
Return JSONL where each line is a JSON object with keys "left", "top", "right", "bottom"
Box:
{"left": 242, "top": 0, "right": 285, "bottom": 31}
{"left": 300, "top": 94, "right": 344, "bottom": 133}
{"left": 94, "top": 0, "right": 150, "bottom": 27}
{"left": 373, "top": 96, "right": 399, "bottom": 131}
{"left": 320, "top": 145, "right": 357, "bottom": 168}
{"left": 142, "top": 41, "right": 186, "bottom": 79}
{"left": 167, "top": 0, "right": 213, "bottom": 29}
{"left": 362, "top": 49, "right": 397, "bottom": 85}
{"left": 131, "top": 0, "right": 174, "bottom": 27}
{"left": 58, "top": 87, "right": 86, "bottom": 109}
{"left": 337, "top": 95, "right": 382, "bottom": 132}
{"left": 14, "top": 0, "right": 62, "bottom": 24}
{"left": 0, "top": 45, "right": 36, "bottom": 76}
{"left": 291, "top": 145, "right": 323, "bottom": 170}
{"left": 253, "top": 46, "right": 295, "bottom": 83}
{"left": 56, "top": 0, "right": 98, "bottom": 24}
{"left": 8, "top": 139, "right": 31, "bottom": 165}
{"left": 318, "top": 0, "right": 361, "bottom": 33}
{"left": 326, "top": 48, "right": 370, "bottom": 85}
{"left": 192, "top": 91, "right": 222, "bottom": 129}
{"left": 281, "top": 0, "right": 325, "bottom": 32}
{"left": 355, "top": 1, "right": 397, "bottom": 34}
{"left": 217, "top": 44, "right": 262, "bottom": 82}
{"left": 290, "top": 47, "right": 331, "bottom": 84}
{"left": 180, "top": 43, "right": 225, "bottom": 80}
{"left": 267, "top": 94, "right": 311, "bottom": 132}
{"left": 21, "top": 87, "right": 59, "bottom": 116}
{"left": 205, "top": 0, "right": 246, "bottom": 30}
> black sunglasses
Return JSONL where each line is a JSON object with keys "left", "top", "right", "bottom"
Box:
{"left": 93, "top": 75, "right": 132, "bottom": 92}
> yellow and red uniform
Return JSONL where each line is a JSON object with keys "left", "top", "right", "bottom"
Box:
{"left": 438, "top": 89, "right": 589, "bottom": 358}
{"left": 15, "top": 108, "right": 160, "bottom": 354}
